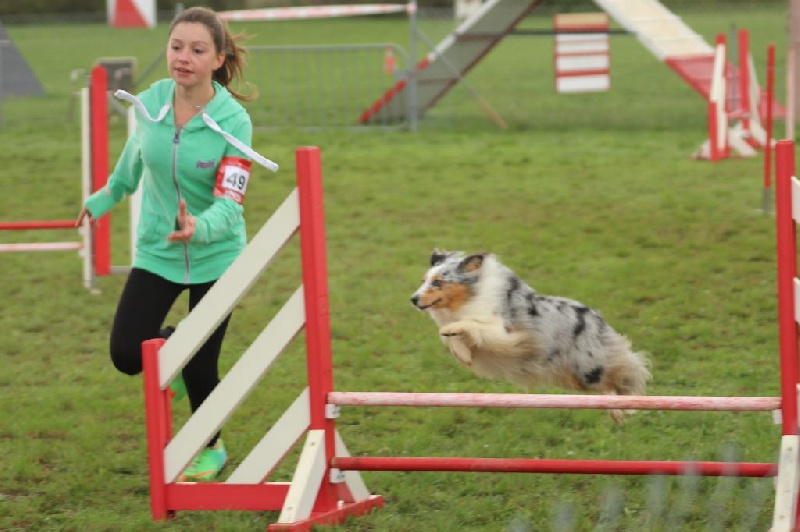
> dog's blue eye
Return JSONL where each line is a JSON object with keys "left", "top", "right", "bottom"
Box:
{"left": 431, "top": 280, "right": 443, "bottom": 288}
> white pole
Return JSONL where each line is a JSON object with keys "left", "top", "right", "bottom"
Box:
{"left": 328, "top": 391, "right": 781, "bottom": 412}
{"left": 80, "top": 87, "right": 94, "bottom": 290}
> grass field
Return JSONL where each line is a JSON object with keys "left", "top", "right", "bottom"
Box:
{"left": 0, "top": 3, "right": 793, "bottom": 530}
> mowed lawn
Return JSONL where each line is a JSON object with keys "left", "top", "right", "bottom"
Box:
{"left": 0, "top": 4, "right": 792, "bottom": 530}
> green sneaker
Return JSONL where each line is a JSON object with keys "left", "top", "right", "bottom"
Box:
{"left": 159, "top": 327, "right": 185, "bottom": 403}
{"left": 169, "top": 373, "right": 186, "bottom": 403}
{"left": 179, "top": 440, "right": 227, "bottom": 482}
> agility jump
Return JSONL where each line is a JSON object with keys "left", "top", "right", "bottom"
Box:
{"left": 138, "top": 140, "right": 800, "bottom": 529}
{"left": 0, "top": 65, "right": 137, "bottom": 289}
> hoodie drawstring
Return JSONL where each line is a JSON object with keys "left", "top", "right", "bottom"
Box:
{"left": 200, "top": 114, "right": 279, "bottom": 172}
{"left": 114, "top": 89, "right": 279, "bottom": 172}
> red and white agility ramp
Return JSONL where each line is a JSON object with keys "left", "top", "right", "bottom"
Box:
{"left": 141, "top": 142, "right": 800, "bottom": 529}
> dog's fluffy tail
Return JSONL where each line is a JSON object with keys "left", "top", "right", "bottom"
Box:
{"left": 610, "top": 350, "right": 652, "bottom": 396}
{"left": 605, "top": 334, "right": 652, "bottom": 425}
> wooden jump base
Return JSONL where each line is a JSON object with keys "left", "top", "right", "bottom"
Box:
{"left": 140, "top": 142, "right": 800, "bottom": 530}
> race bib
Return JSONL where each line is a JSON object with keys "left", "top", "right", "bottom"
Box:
{"left": 214, "top": 156, "right": 252, "bottom": 204}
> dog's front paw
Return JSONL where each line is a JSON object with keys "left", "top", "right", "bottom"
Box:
{"left": 439, "top": 323, "right": 465, "bottom": 337}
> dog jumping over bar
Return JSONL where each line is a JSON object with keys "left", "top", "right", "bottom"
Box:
{"left": 410, "top": 249, "right": 652, "bottom": 425}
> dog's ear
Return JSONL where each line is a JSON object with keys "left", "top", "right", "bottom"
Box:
{"left": 459, "top": 253, "right": 485, "bottom": 273}
{"left": 430, "top": 249, "right": 448, "bottom": 266}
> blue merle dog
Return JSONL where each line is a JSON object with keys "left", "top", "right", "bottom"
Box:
{"left": 411, "top": 249, "right": 652, "bottom": 424}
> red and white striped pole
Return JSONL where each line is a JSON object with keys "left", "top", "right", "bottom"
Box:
{"left": 707, "top": 34, "right": 730, "bottom": 162}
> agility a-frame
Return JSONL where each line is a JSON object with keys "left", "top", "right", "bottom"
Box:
{"left": 0, "top": 19, "right": 43, "bottom": 100}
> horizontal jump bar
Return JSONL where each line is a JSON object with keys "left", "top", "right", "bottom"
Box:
{"left": 0, "top": 220, "right": 77, "bottom": 230}
{"left": 456, "top": 29, "right": 630, "bottom": 40}
{"left": 514, "top": 28, "right": 630, "bottom": 35}
{"left": 0, "top": 242, "right": 82, "bottom": 252}
{"left": 331, "top": 456, "right": 776, "bottom": 477}
{"left": 328, "top": 392, "right": 781, "bottom": 412}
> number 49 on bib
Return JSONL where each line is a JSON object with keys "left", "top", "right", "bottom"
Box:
{"left": 214, "top": 156, "right": 253, "bottom": 204}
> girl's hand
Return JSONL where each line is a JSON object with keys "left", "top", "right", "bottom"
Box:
{"left": 75, "top": 207, "right": 94, "bottom": 227}
{"left": 167, "top": 199, "right": 196, "bottom": 242}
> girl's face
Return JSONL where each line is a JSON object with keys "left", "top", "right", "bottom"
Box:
{"left": 167, "top": 22, "right": 225, "bottom": 90}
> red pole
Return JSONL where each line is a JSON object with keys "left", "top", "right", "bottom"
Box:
{"left": 90, "top": 65, "right": 110, "bottom": 276}
{"left": 0, "top": 220, "right": 78, "bottom": 230}
{"left": 332, "top": 456, "right": 776, "bottom": 477}
{"left": 296, "top": 146, "right": 340, "bottom": 512}
{"left": 142, "top": 338, "right": 171, "bottom": 520}
{"left": 775, "top": 140, "right": 800, "bottom": 436}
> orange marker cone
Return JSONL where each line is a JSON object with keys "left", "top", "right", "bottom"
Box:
{"left": 383, "top": 47, "right": 396, "bottom": 76}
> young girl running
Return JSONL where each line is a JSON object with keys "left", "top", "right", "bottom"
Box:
{"left": 77, "top": 6, "right": 278, "bottom": 481}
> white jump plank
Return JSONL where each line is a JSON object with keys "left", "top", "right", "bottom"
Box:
{"left": 557, "top": 76, "right": 610, "bottom": 93}
{"left": 227, "top": 389, "right": 311, "bottom": 484}
{"left": 794, "top": 278, "right": 800, "bottom": 326}
{"left": 772, "top": 435, "right": 800, "bottom": 531}
{"left": 158, "top": 188, "right": 300, "bottom": 387}
{"left": 164, "top": 287, "right": 305, "bottom": 482}
{"left": 277, "top": 430, "right": 327, "bottom": 524}
{"left": 792, "top": 177, "right": 800, "bottom": 223}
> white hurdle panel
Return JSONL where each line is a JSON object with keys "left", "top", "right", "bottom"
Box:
{"left": 553, "top": 13, "right": 610, "bottom": 94}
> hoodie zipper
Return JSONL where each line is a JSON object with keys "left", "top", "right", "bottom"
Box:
{"left": 173, "top": 129, "right": 191, "bottom": 284}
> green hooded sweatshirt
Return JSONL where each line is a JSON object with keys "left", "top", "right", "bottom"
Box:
{"left": 84, "top": 79, "right": 278, "bottom": 284}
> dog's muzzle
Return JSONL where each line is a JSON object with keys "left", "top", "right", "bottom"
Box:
{"left": 411, "top": 295, "right": 437, "bottom": 310}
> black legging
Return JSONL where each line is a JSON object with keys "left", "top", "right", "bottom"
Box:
{"left": 110, "top": 267, "right": 231, "bottom": 446}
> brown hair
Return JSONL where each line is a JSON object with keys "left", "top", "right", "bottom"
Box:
{"left": 169, "top": 6, "right": 257, "bottom": 102}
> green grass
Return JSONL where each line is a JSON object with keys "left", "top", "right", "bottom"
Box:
{"left": 0, "top": 4, "right": 792, "bottom": 530}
